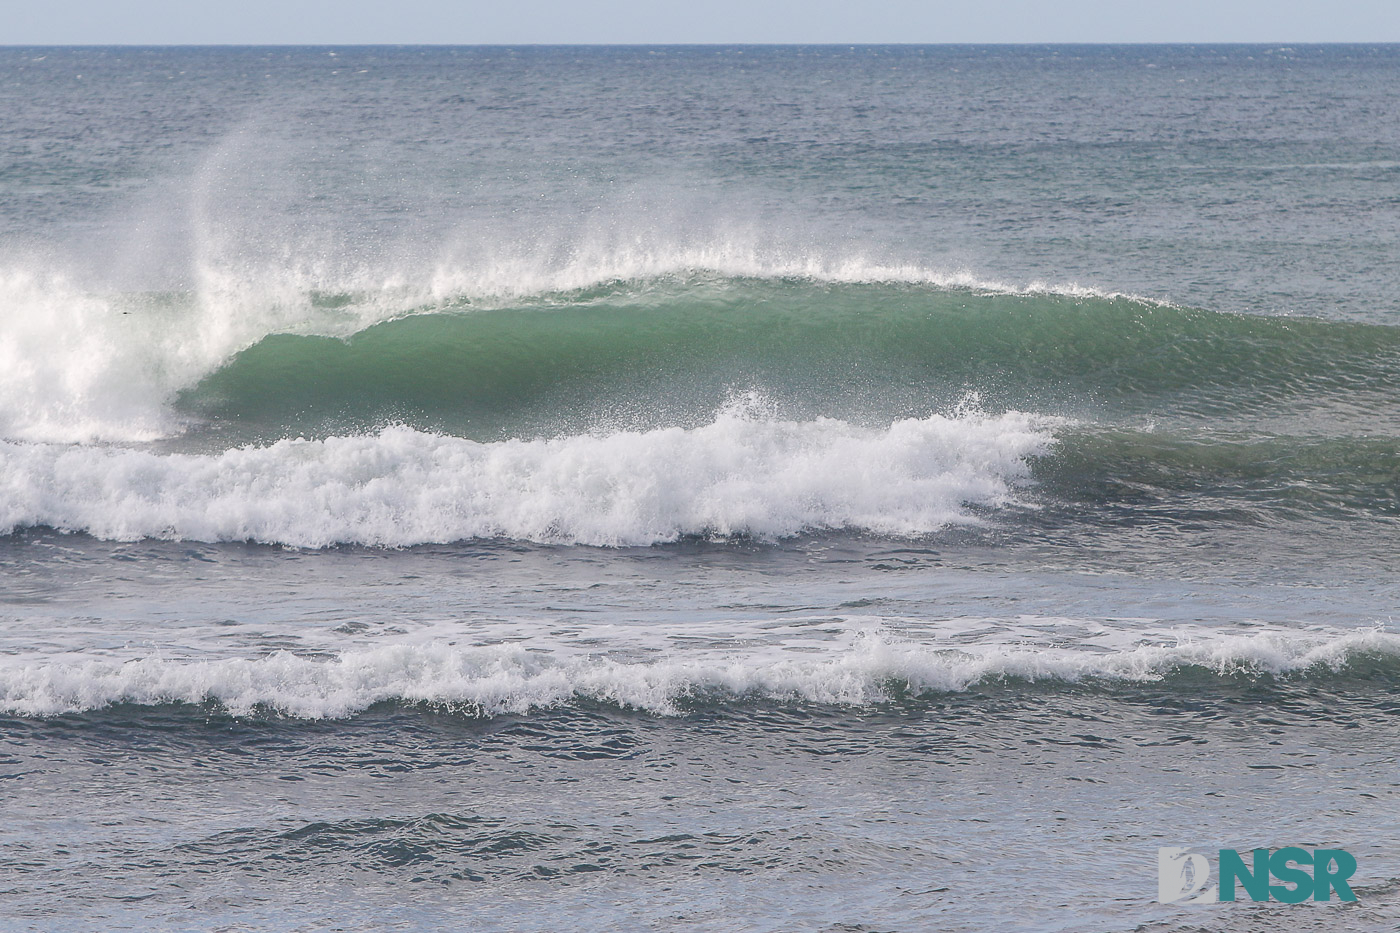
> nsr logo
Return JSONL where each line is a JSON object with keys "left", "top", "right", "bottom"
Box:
{"left": 1158, "top": 847, "right": 1357, "bottom": 904}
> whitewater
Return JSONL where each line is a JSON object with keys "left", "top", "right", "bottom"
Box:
{"left": 4, "top": 626, "right": 1395, "bottom": 719}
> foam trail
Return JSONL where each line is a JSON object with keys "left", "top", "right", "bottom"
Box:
{"left": 0, "top": 400, "right": 1057, "bottom": 547}
{"left": 2, "top": 629, "right": 1394, "bottom": 719}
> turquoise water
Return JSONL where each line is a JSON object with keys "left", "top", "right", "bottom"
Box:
{"left": 1, "top": 45, "right": 1398, "bottom": 932}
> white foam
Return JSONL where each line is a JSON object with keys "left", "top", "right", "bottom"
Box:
{"left": 2, "top": 628, "right": 1393, "bottom": 719}
{"left": 0, "top": 271, "right": 173, "bottom": 444}
{"left": 0, "top": 268, "right": 379, "bottom": 445}
{"left": 0, "top": 399, "right": 1058, "bottom": 547}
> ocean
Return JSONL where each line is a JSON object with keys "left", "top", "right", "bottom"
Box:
{"left": 1, "top": 44, "right": 1398, "bottom": 931}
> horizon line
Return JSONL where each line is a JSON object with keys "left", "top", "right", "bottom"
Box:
{"left": 4, "top": 41, "right": 1400, "bottom": 48}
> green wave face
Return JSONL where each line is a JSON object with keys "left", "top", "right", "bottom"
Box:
{"left": 179, "top": 277, "right": 1400, "bottom": 443}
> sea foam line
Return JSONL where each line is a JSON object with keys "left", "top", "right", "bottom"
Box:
{"left": 0, "top": 400, "right": 1058, "bottom": 547}
{"left": 1, "top": 629, "right": 1394, "bottom": 719}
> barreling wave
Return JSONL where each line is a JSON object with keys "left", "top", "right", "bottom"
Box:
{"left": 5, "top": 263, "right": 1396, "bottom": 445}
{"left": 0, "top": 259, "right": 1144, "bottom": 445}
{"left": 0, "top": 399, "right": 1056, "bottom": 547}
{"left": 3, "top": 629, "right": 1396, "bottom": 719}
{"left": 182, "top": 278, "right": 1400, "bottom": 441}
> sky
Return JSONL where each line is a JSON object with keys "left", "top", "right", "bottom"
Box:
{"left": 2, "top": 0, "right": 1398, "bottom": 45}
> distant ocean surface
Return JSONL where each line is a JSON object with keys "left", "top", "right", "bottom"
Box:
{"left": 2, "top": 45, "right": 1398, "bottom": 932}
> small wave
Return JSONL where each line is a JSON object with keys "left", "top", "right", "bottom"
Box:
{"left": 1036, "top": 427, "right": 1400, "bottom": 519}
{"left": 0, "top": 400, "right": 1057, "bottom": 547}
{"left": 2, "top": 629, "right": 1395, "bottom": 719}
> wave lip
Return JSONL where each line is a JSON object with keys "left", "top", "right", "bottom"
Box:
{"left": 3, "top": 629, "right": 1395, "bottom": 719}
{"left": 0, "top": 399, "right": 1057, "bottom": 547}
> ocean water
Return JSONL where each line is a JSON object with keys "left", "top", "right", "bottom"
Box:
{"left": 2, "top": 44, "right": 1399, "bottom": 931}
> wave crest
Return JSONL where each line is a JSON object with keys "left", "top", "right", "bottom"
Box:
{"left": 3, "top": 629, "right": 1394, "bottom": 719}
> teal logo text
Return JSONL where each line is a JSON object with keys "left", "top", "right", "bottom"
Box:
{"left": 1158, "top": 846, "right": 1357, "bottom": 904}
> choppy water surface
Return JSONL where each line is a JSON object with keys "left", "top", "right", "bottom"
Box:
{"left": 1, "top": 45, "right": 1399, "bottom": 932}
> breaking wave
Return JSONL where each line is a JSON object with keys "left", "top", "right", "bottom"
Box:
{"left": 3, "top": 628, "right": 1395, "bottom": 719}
{"left": 0, "top": 399, "right": 1057, "bottom": 547}
{"left": 5, "top": 262, "right": 1394, "bottom": 446}
{"left": 0, "top": 257, "right": 1141, "bottom": 445}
